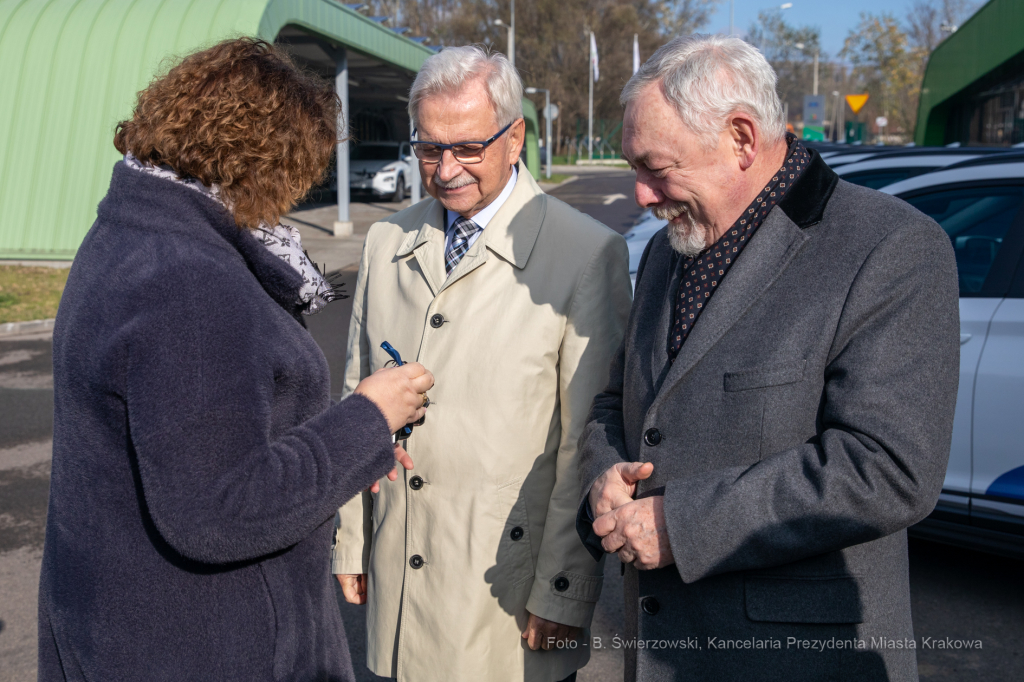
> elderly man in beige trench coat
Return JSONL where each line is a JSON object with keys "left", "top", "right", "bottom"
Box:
{"left": 332, "top": 46, "right": 632, "bottom": 682}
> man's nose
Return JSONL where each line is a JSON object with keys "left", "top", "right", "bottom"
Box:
{"left": 437, "top": 149, "right": 464, "bottom": 182}
{"left": 634, "top": 177, "right": 663, "bottom": 208}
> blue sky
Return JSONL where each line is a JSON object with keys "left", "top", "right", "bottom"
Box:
{"left": 704, "top": 0, "right": 945, "bottom": 57}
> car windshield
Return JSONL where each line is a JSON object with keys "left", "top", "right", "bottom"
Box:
{"left": 352, "top": 145, "right": 398, "bottom": 161}
{"left": 903, "top": 186, "right": 1024, "bottom": 295}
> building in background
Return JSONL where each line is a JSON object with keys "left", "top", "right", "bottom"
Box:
{"left": 0, "top": 0, "right": 540, "bottom": 260}
{"left": 915, "top": 0, "right": 1024, "bottom": 147}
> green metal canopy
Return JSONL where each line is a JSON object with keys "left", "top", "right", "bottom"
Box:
{"left": 915, "top": 0, "right": 1024, "bottom": 146}
{"left": 0, "top": 0, "right": 540, "bottom": 259}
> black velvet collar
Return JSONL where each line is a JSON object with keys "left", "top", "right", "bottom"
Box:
{"left": 777, "top": 148, "right": 838, "bottom": 229}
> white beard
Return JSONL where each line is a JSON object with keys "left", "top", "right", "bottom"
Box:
{"left": 654, "top": 203, "right": 707, "bottom": 257}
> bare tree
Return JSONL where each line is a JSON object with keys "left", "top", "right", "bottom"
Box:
{"left": 840, "top": 13, "right": 925, "bottom": 141}
{"left": 746, "top": 10, "right": 824, "bottom": 126}
{"left": 835, "top": 0, "right": 981, "bottom": 141}
{"left": 653, "top": 0, "right": 721, "bottom": 36}
{"left": 906, "top": 0, "right": 979, "bottom": 53}
{"left": 354, "top": 0, "right": 720, "bottom": 153}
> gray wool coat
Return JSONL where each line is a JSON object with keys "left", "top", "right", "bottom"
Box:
{"left": 576, "top": 152, "right": 960, "bottom": 682}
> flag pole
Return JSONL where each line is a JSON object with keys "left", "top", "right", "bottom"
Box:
{"left": 588, "top": 31, "right": 594, "bottom": 161}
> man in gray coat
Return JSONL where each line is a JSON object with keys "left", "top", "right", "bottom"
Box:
{"left": 576, "top": 34, "right": 960, "bottom": 681}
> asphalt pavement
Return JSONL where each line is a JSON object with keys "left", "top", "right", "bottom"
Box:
{"left": 1, "top": 170, "right": 1022, "bottom": 681}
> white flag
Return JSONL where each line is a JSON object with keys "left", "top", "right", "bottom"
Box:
{"left": 633, "top": 34, "right": 640, "bottom": 74}
{"left": 590, "top": 31, "right": 599, "bottom": 82}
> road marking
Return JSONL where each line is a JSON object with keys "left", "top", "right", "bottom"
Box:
{"left": 603, "top": 193, "right": 627, "bottom": 205}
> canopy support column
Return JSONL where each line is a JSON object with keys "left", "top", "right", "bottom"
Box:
{"left": 334, "top": 48, "right": 352, "bottom": 237}
{"left": 410, "top": 118, "right": 421, "bottom": 204}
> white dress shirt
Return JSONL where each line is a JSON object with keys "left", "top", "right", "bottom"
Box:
{"left": 443, "top": 166, "right": 518, "bottom": 253}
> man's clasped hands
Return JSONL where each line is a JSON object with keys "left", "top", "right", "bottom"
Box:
{"left": 589, "top": 462, "right": 674, "bottom": 571}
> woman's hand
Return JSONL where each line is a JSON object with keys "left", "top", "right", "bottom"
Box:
{"left": 354, "top": 362, "right": 434, "bottom": 433}
{"left": 368, "top": 444, "right": 414, "bottom": 494}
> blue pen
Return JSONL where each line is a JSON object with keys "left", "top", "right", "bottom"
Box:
{"left": 381, "top": 341, "right": 414, "bottom": 442}
{"left": 381, "top": 341, "right": 404, "bottom": 366}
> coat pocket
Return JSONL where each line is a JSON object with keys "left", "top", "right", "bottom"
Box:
{"left": 724, "top": 359, "right": 806, "bottom": 392}
{"left": 744, "top": 574, "right": 864, "bottom": 624}
{"left": 495, "top": 478, "right": 535, "bottom": 586}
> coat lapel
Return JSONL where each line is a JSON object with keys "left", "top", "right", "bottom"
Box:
{"left": 650, "top": 249, "right": 681, "bottom": 394}
{"left": 396, "top": 200, "right": 447, "bottom": 296}
{"left": 652, "top": 207, "right": 811, "bottom": 407}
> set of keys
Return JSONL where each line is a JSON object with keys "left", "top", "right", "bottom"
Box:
{"left": 381, "top": 341, "right": 427, "bottom": 443}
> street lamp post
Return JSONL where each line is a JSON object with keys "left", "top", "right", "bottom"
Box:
{"left": 812, "top": 50, "right": 818, "bottom": 96}
{"left": 525, "top": 87, "right": 551, "bottom": 179}
{"left": 493, "top": 19, "right": 513, "bottom": 69}
{"left": 793, "top": 41, "right": 819, "bottom": 96}
{"left": 831, "top": 90, "right": 841, "bottom": 141}
{"left": 493, "top": 0, "right": 515, "bottom": 70}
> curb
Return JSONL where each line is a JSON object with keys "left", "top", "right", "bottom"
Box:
{"left": 538, "top": 175, "right": 578, "bottom": 190}
{"left": 0, "top": 318, "right": 56, "bottom": 337}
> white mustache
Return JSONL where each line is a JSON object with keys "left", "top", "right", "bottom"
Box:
{"left": 652, "top": 202, "right": 688, "bottom": 222}
{"left": 433, "top": 171, "right": 478, "bottom": 189}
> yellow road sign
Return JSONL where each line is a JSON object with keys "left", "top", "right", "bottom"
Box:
{"left": 845, "top": 94, "right": 869, "bottom": 114}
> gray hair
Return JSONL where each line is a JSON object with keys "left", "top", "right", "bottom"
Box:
{"left": 409, "top": 45, "right": 523, "bottom": 130}
{"left": 621, "top": 34, "right": 786, "bottom": 149}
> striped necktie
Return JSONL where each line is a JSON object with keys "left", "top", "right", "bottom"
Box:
{"left": 445, "top": 216, "right": 481, "bottom": 275}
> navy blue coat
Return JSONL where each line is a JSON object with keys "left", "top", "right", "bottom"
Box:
{"left": 38, "top": 162, "right": 395, "bottom": 681}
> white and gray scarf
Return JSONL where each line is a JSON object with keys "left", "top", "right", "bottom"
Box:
{"left": 124, "top": 153, "right": 342, "bottom": 315}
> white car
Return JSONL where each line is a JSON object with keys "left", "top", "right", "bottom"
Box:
{"left": 625, "top": 211, "right": 667, "bottom": 288}
{"left": 621, "top": 151, "right": 1024, "bottom": 557}
{"left": 833, "top": 152, "right": 990, "bottom": 189}
{"left": 349, "top": 141, "right": 414, "bottom": 202}
{"left": 882, "top": 154, "right": 1024, "bottom": 558}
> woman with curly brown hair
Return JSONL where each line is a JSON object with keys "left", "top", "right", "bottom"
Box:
{"left": 38, "top": 38, "right": 432, "bottom": 682}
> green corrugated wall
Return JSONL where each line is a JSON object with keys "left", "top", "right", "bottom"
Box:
{"left": 0, "top": 0, "right": 540, "bottom": 259}
{"left": 915, "top": 0, "right": 1024, "bottom": 146}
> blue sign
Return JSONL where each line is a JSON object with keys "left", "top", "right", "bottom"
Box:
{"left": 803, "top": 95, "right": 826, "bottom": 126}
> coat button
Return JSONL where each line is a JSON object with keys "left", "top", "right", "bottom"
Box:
{"left": 641, "top": 596, "right": 660, "bottom": 615}
{"left": 644, "top": 428, "right": 662, "bottom": 446}
{"left": 409, "top": 475, "right": 423, "bottom": 490}
{"left": 430, "top": 314, "right": 445, "bottom": 328}
{"left": 409, "top": 555, "right": 424, "bottom": 569}
{"left": 554, "top": 576, "right": 570, "bottom": 592}
{"left": 510, "top": 526, "right": 524, "bottom": 541}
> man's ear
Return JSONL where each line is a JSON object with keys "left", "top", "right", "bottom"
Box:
{"left": 507, "top": 118, "right": 526, "bottom": 164}
{"left": 728, "top": 114, "right": 758, "bottom": 171}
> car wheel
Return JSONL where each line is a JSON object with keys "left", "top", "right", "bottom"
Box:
{"left": 393, "top": 174, "right": 406, "bottom": 202}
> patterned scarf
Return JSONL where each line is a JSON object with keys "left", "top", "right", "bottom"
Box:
{"left": 124, "top": 153, "right": 343, "bottom": 315}
{"left": 668, "top": 135, "right": 809, "bottom": 359}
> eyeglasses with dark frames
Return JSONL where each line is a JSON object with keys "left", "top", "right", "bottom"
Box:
{"left": 410, "top": 119, "right": 519, "bottom": 164}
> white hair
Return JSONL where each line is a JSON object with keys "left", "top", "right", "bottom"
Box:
{"left": 621, "top": 34, "right": 786, "bottom": 149}
{"left": 409, "top": 45, "right": 523, "bottom": 130}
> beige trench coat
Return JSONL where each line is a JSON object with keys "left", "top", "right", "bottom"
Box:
{"left": 332, "top": 167, "right": 632, "bottom": 682}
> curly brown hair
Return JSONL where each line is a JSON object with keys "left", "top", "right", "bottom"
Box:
{"left": 114, "top": 37, "right": 340, "bottom": 229}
